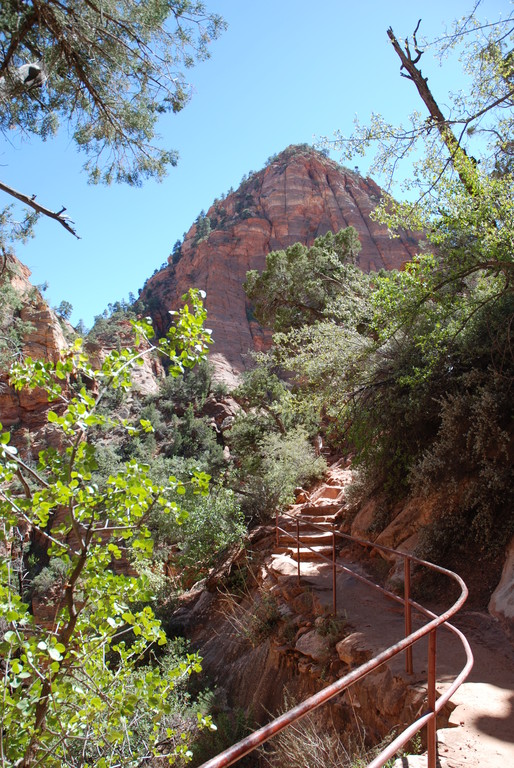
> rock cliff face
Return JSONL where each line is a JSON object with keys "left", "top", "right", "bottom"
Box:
{"left": 0, "top": 253, "right": 70, "bottom": 450}
{"left": 142, "top": 145, "right": 421, "bottom": 386}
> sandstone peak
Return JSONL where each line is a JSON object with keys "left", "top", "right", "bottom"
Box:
{"left": 141, "top": 144, "right": 421, "bottom": 386}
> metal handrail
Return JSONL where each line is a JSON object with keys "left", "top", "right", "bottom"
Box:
{"left": 197, "top": 508, "right": 473, "bottom": 768}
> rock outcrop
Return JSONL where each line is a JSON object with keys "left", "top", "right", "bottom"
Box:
{"left": 489, "top": 535, "right": 514, "bottom": 633}
{"left": 0, "top": 253, "right": 70, "bottom": 449}
{"left": 142, "top": 145, "right": 421, "bottom": 386}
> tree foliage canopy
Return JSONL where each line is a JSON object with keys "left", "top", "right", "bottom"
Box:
{"left": 0, "top": 0, "right": 224, "bottom": 184}
{"left": 244, "top": 228, "right": 364, "bottom": 332}
{"left": 0, "top": 1, "right": 224, "bottom": 238}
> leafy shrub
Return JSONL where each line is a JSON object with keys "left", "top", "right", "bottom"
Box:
{"left": 157, "top": 359, "right": 212, "bottom": 412}
{"left": 232, "top": 426, "right": 326, "bottom": 521}
{"left": 31, "top": 558, "right": 69, "bottom": 599}
{"left": 174, "top": 487, "right": 246, "bottom": 583}
{"left": 315, "top": 615, "right": 349, "bottom": 646}
{"left": 412, "top": 371, "right": 514, "bottom": 559}
{"left": 189, "top": 706, "right": 253, "bottom": 768}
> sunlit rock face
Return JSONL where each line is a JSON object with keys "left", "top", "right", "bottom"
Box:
{"left": 0, "top": 253, "right": 69, "bottom": 449}
{"left": 142, "top": 145, "right": 421, "bottom": 387}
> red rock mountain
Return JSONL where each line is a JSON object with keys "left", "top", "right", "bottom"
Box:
{"left": 142, "top": 145, "right": 421, "bottom": 385}
{"left": 1, "top": 145, "right": 421, "bottom": 442}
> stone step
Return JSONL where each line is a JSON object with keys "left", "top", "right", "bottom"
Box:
{"left": 299, "top": 503, "right": 341, "bottom": 516}
{"left": 273, "top": 545, "right": 296, "bottom": 556}
{"left": 277, "top": 531, "right": 334, "bottom": 547}
{"left": 312, "top": 486, "right": 346, "bottom": 501}
{"left": 301, "top": 515, "right": 339, "bottom": 526}
{"left": 289, "top": 545, "right": 334, "bottom": 562}
{"left": 278, "top": 517, "right": 337, "bottom": 531}
{"left": 277, "top": 514, "right": 339, "bottom": 528}
{"left": 278, "top": 520, "right": 338, "bottom": 538}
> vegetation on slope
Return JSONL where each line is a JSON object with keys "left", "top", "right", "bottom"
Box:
{"left": 243, "top": 11, "right": 514, "bottom": 568}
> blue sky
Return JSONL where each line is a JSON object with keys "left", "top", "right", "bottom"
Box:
{"left": 1, "top": 0, "right": 509, "bottom": 326}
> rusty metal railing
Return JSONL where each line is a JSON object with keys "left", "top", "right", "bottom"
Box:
{"left": 197, "top": 508, "right": 473, "bottom": 768}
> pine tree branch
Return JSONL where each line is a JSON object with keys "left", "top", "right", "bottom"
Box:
{"left": 0, "top": 9, "right": 39, "bottom": 74}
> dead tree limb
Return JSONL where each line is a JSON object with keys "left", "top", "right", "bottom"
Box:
{"left": 387, "top": 25, "right": 478, "bottom": 197}
{"left": 0, "top": 179, "right": 79, "bottom": 238}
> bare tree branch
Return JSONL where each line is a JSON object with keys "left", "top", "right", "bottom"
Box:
{"left": 0, "top": 179, "right": 79, "bottom": 238}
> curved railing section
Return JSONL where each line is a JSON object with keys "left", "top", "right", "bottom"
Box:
{"left": 197, "top": 508, "right": 474, "bottom": 768}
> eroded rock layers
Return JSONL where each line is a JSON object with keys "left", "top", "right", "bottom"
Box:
{"left": 142, "top": 145, "right": 421, "bottom": 385}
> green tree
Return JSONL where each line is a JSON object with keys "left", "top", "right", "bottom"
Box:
{"left": 0, "top": 1, "right": 225, "bottom": 238}
{"left": 244, "top": 228, "right": 362, "bottom": 331}
{"left": 0, "top": 290, "right": 214, "bottom": 766}
{"left": 194, "top": 210, "right": 211, "bottom": 243}
{"left": 172, "top": 239, "right": 183, "bottom": 265}
{"left": 233, "top": 361, "right": 295, "bottom": 437}
{"left": 242, "top": 230, "right": 373, "bottom": 433}
{"left": 54, "top": 299, "right": 73, "bottom": 321}
{"left": 326, "top": 10, "right": 514, "bottom": 391}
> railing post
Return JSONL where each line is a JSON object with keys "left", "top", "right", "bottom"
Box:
{"left": 332, "top": 528, "right": 337, "bottom": 616}
{"left": 404, "top": 558, "right": 413, "bottom": 674}
{"left": 427, "top": 628, "right": 437, "bottom": 768}
{"left": 296, "top": 517, "right": 300, "bottom": 586}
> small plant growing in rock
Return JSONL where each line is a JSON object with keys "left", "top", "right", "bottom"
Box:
{"left": 261, "top": 692, "right": 397, "bottom": 768}
{"left": 315, "top": 614, "right": 349, "bottom": 646}
{"left": 221, "top": 586, "right": 282, "bottom": 648}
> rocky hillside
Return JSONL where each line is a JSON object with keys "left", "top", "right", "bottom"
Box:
{"left": 1, "top": 145, "right": 512, "bottom": 768}
{"left": 142, "top": 145, "right": 421, "bottom": 385}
